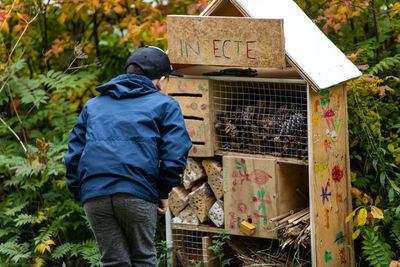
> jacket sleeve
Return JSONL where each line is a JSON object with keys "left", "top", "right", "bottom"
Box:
{"left": 158, "top": 100, "right": 192, "bottom": 199}
{"left": 64, "top": 105, "right": 88, "bottom": 201}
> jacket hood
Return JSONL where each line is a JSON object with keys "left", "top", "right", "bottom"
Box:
{"left": 96, "top": 74, "right": 157, "bottom": 99}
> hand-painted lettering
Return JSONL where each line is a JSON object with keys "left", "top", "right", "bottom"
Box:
{"left": 213, "top": 40, "right": 221, "bottom": 58}
{"left": 201, "top": 38, "right": 211, "bottom": 59}
{"left": 259, "top": 40, "right": 271, "bottom": 61}
{"left": 185, "top": 40, "right": 200, "bottom": 57}
{"left": 246, "top": 41, "right": 256, "bottom": 59}
{"left": 222, "top": 40, "right": 231, "bottom": 59}
{"left": 234, "top": 40, "right": 243, "bottom": 56}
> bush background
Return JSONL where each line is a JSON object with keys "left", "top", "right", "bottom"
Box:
{"left": 0, "top": 0, "right": 399, "bottom": 266}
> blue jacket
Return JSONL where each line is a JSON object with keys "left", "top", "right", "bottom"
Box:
{"left": 64, "top": 74, "right": 192, "bottom": 204}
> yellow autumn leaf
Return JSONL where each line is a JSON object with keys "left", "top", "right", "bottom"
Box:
{"left": 371, "top": 206, "right": 384, "bottom": 219}
{"left": 346, "top": 207, "right": 361, "bottom": 223}
{"left": 352, "top": 229, "right": 360, "bottom": 240}
{"left": 364, "top": 193, "right": 373, "bottom": 204}
{"left": 58, "top": 13, "right": 67, "bottom": 25}
{"left": 76, "top": 3, "right": 86, "bottom": 12}
{"left": 35, "top": 240, "right": 55, "bottom": 254}
{"left": 33, "top": 257, "right": 45, "bottom": 267}
{"left": 351, "top": 172, "right": 357, "bottom": 182}
{"left": 1, "top": 21, "right": 9, "bottom": 33}
{"left": 356, "top": 208, "right": 367, "bottom": 226}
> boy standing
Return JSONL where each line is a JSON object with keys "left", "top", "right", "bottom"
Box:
{"left": 64, "top": 46, "right": 192, "bottom": 267}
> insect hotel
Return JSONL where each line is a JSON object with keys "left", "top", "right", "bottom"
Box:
{"left": 165, "top": 0, "right": 361, "bottom": 266}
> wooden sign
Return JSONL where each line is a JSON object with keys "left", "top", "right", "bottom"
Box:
{"left": 167, "top": 16, "right": 285, "bottom": 68}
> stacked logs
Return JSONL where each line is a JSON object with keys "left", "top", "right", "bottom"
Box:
{"left": 170, "top": 158, "right": 224, "bottom": 228}
{"left": 215, "top": 102, "right": 307, "bottom": 159}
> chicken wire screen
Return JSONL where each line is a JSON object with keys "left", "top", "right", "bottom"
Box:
{"left": 172, "top": 229, "right": 209, "bottom": 266}
{"left": 213, "top": 79, "right": 308, "bottom": 160}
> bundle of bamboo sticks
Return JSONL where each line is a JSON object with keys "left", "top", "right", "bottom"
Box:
{"left": 270, "top": 208, "right": 310, "bottom": 249}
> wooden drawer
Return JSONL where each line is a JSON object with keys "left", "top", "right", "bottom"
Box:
{"left": 223, "top": 155, "right": 308, "bottom": 238}
{"left": 167, "top": 77, "right": 214, "bottom": 157}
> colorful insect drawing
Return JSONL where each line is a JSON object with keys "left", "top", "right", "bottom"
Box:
{"left": 253, "top": 187, "right": 268, "bottom": 227}
{"left": 321, "top": 184, "right": 332, "bottom": 205}
{"left": 324, "top": 208, "right": 330, "bottom": 229}
{"left": 332, "top": 165, "right": 344, "bottom": 183}
{"left": 320, "top": 90, "right": 338, "bottom": 142}
{"left": 324, "top": 250, "right": 332, "bottom": 263}
{"left": 314, "top": 157, "right": 329, "bottom": 179}
{"left": 335, "top": 232, "right": 345, "bottom": 245}
{"left": 231, "top": 159, "right": 272, "bottom": 191}
{"left": 339, "top": 247, "right": 346, "bottom": 264}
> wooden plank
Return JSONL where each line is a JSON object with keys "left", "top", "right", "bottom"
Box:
{"left": 167, "top": 16, "right": 285, "bottom": 68}
{"left": 309, "top": 84, "right": 353, "bottom": 266}
{"left": 172, "top": 96, "right": 209, "bottom": 117}
{"left": 167, "top": 77, "right": 209, "bottom": 95}
{"left": 202, "top": 236, "right": 216, "bottom": 267}
{"left": 201, "top": 0, "right": 248, "bottom": 17}
{"left": 343, "top": 85, "right": 355, "bottom": 267}
{"left": 171, "top": 223, "right": 224, "bottom": 234}
{"left": 223, "top": 155, "right": 278, "bottom": 238}
{"left": 185, "top": 119, "right": 208, "bottom": 142}
{"left": 215, "top": 150, "right": 308, "bottom": 165}
{"left": 189, "top": 143, "right": 214, "bottom": 157}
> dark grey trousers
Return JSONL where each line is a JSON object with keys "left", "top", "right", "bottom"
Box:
{"left": 83, "top": 193, "right": 158, "bottom": 267}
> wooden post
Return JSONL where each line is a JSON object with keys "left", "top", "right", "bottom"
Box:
{"left": 308, "top": 84, "right": 353, "bottom": 266}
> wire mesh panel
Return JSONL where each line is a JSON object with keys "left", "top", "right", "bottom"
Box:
{"left": 213, "top": 79, "right": 308, "bottom": 159}
{"left": 172, "top": 229, "right": 211, "bottom": 266}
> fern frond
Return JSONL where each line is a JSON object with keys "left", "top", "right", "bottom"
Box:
{"left": 368, "top": 54, "right": 400, "bottom": 75}
{"left": 52, "top": 243, "right": 74, "bottom": 259}
{"left": 4, "top": 202, "right": 28, "bottom": 217}
{"left": 362, "top": 229, "right": 395, "bottom": 267}
{"left": 34, "top": 226, "right": 56, "bottom": 246}
{"left": 391, "top": 220, "right": 400, "bottom": 251}
{"left": 0, "top": 240, "right": 31, "bottom": 263}
{"left": 14, "top": 214, "right": 41, "bottom": 227}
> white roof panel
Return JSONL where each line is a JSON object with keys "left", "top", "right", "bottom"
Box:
{"left": 202, "top": 0, "right": 362, "bottom": 90}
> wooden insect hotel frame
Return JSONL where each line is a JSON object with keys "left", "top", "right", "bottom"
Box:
{"left": 165, "top": 0, "right": 361, "bottom": 266}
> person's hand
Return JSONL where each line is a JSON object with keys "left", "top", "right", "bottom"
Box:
{"left": 157, "top": 198, "right": 168, "bottom": 215}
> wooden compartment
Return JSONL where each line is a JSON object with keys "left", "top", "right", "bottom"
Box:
{"left": 223, "top": 155, "right": 308, "bottom": 238}
{"left": 167, "top": 77, "right": 214, "bottom": 157}
{"left": 172, "top": 228, "right": 217, "bottom": 267}
{"left": 212, "top": 78, "right": 308, "bottom": 161}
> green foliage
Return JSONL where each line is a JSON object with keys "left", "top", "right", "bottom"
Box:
{"left": 361, "top": 229, "right": 394, "bottom": 267}
{"left": 208, "top": 230, "right": 232, "bottom": 267}
{"left": 369, "top": 54, "right": 400, "bottom": 75}
{"left": 156, "top": 240, "right": 173, "bottom": 267}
